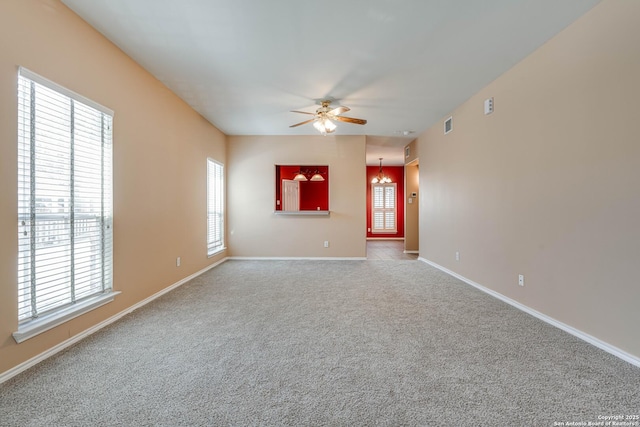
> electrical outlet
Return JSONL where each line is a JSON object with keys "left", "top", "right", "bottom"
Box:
{"left": 518, "top": 274, "right": 524, "bottom": 286}
{"left": 455, "top": 251, "right": 460, "bottom": 261}
{"left": 176, "top": 257, "right": 181, "bottom": 267}
{"left": 324, "top": 241, "right": 329, "bottom": 248}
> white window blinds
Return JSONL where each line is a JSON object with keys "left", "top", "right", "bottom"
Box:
{"left": 371, "top": 183, "right": 397, "bottom": 233}
{"left": 17, "top": 67, "right": 113, "bottom": 323}
{"left": 207, "top": 159, "right": 224, "bottom": 256}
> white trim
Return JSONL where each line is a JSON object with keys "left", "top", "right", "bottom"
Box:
{"left": 371, "top": 182, "right": 397, "bottom": 233}
{"left": 229, "top": 256, "right": 367, "bottom": 261}
{"left": 18, "top": 66, "right": 114, "bottom": 116}
{"left": 13, "top": 292, "right": 120, "bottom": 344}
{"left": 208, "top": 247, "right": 227, "bottom": 258}
{"left": 403, "top": 250, "right": 419, "bottom": 254}
{"left": 274, "top": 211, "right": 330, "bottom": 216}
{"left": 418, "top": 257, "right": 640, "bottom": 368}
{"left": 0, "top": 257, "right": 228, "bottom": 384}
{"left": 367, "top": 237, "right": 404, "bottom": 241}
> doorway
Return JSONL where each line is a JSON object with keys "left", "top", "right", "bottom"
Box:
{"left": 282, "top": 179, "right": 299, "bottom": 211}
{"left": 366, "top": 240, "right": 418, "bottom": 260}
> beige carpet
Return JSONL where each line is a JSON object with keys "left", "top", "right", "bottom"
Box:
{"left": 1, "top": 259, "right": 638, "bottom": 426}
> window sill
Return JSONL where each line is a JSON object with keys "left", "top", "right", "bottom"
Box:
{"left": 274, "top": 211, "right": 330, "bottom": 216}
{"left": 13, "top": 291, "right": 120, "bottom": 344}
{"left": 208, "top": 247, "right": 227, "bottom": 258}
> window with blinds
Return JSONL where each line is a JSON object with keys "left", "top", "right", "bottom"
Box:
{"left": 17, "top": 67, "right": 113, "bottom": 327}
{"left": 207, "top": 158, "right": 224, "bottom": 256}
{"left": 371, "top": 183, "right": 397, "bottom": 233}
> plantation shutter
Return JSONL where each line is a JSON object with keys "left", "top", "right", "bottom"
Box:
{"left": 207, "top": 159, "right": 224, "bottom": 256}
{"left": 17, "top": 67, "right": 113, "bottom": 323}
{"left": 371, "top": 183, "right": 397, "bottom": 233}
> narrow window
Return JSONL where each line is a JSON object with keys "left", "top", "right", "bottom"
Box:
{"left": 16, "top": 67, "right": 114, "bottom": 338}
{"left": 371, "top": 183, "right": 397, "bottom": 233}
{"left": 207, "top": 159, "right": 224, "bottom": 256}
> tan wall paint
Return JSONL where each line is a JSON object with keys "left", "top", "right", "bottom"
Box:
{"left": 0, "top": 0, "right": 226, "bottom": 375}
{"left": 404, "top": 139, "right": 419, "bottom": 165}
{"left": 227, "top": 135, "right": 366, "bottom": 258}
{"left": 404, "top": 161, "right": 419, "bottom": 252}
{"left": 418, "top": 0, "right": 640, "bottom": 358}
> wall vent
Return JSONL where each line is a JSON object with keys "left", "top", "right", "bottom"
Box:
{"left": 444, "top": 116, "right": 453, "bottom": 134}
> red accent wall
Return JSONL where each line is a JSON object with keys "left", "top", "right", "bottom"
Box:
{"left": 275, "top": 165, "right": 329, "bottom": 211}
{"left": 366, "top": 165, "right": 405, "bottom": 238}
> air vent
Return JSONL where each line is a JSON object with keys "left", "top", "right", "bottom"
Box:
{"left": 444, "top": 116, "right": 452, "bottom": 134}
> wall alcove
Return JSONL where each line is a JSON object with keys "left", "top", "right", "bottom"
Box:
{"left": 275, "top": 165, "right": 329, "bottom": 215}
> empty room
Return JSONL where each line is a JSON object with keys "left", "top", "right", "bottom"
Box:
{"left": 1, "top": 0, "right": 639, "bottom": 425}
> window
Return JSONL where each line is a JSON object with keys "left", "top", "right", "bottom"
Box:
{"left": 207, "top": 159, "right": 224, "bottom": 256}
{"left": 371, "top": 183, "right": 397, "bottom": 233}
{"left": 15, "top": 68, "right": 114, "bottom": 341}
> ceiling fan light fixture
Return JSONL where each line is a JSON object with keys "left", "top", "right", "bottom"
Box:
{"left": 323, "top": 118, "right": 336, "bottom": 132}
{"left": 313, "top": 115, "right": 336, "bottom": 135}
{"left": 290, "top": 100, "right": 366, "bottom": 134}
{"left": 313, "top": 119, "right": 326, "bottom": 134}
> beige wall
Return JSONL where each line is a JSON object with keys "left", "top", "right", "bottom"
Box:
{"left": 418, "top": 0, "right": 640, "bottom": 358}
{"left": 404, "top": 139, "right": 420, "bottom": 252}
{"left": 404, "top": 160, "right": 419, "bottom": 252}
{"left": 0, "top": 0, "right": 227, "bottom": 375}
{"left": 404, "top": 139, "right": 419, "bottom": 165}
{"left": 227, "top": 135, "right": 366, "bottom": 258}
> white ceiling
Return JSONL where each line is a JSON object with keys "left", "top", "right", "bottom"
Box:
{"left": 61, "top": 0, "right": 599, "bottom": 165}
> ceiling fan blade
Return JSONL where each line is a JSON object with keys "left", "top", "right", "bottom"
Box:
{"left": 328, "top": 106, "right": 350, "bottom": 116}
{"left": 289, "top": 118, "right": 315, "bottom": 128}
{"left": 334, "top": 116, "right": 367, "bottom": 125}
{"left": 290, "top": 110, "right": 316, "bottom": 116}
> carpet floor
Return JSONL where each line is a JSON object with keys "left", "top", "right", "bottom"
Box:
{"left": 1, "top": 260, "right": 638, "bottom": 426}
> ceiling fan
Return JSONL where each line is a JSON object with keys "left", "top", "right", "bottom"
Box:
{"left": 290, "top": 100, "right": 367, "bottom": 134}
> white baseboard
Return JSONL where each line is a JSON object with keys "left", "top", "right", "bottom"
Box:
{"left": 228, "top": 256, "right": 367, "bottom": 261}
{"left": 0, "top": 257, "right": 229, "bottom": 384}
{"left": 418, "top": 257, "right": 640, "bottom": 368}
{"left": 403, "top": 250, "right": 419, "bottom": 254}
{"left": 366, "top": 238, "right": 404, "bottom": 241}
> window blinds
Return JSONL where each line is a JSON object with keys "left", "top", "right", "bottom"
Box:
{"left": 207, "top": 159, "right": 224, "bottom": 256}
{"left": 372, "top": 183, "right": 396, "bottom": 233}
{"left": 17, "top": 67, "right": 113, "bottom": 323}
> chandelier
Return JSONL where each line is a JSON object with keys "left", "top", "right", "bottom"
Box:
{"left": 371, "top": 158, "right": 392, "bottom": 184}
